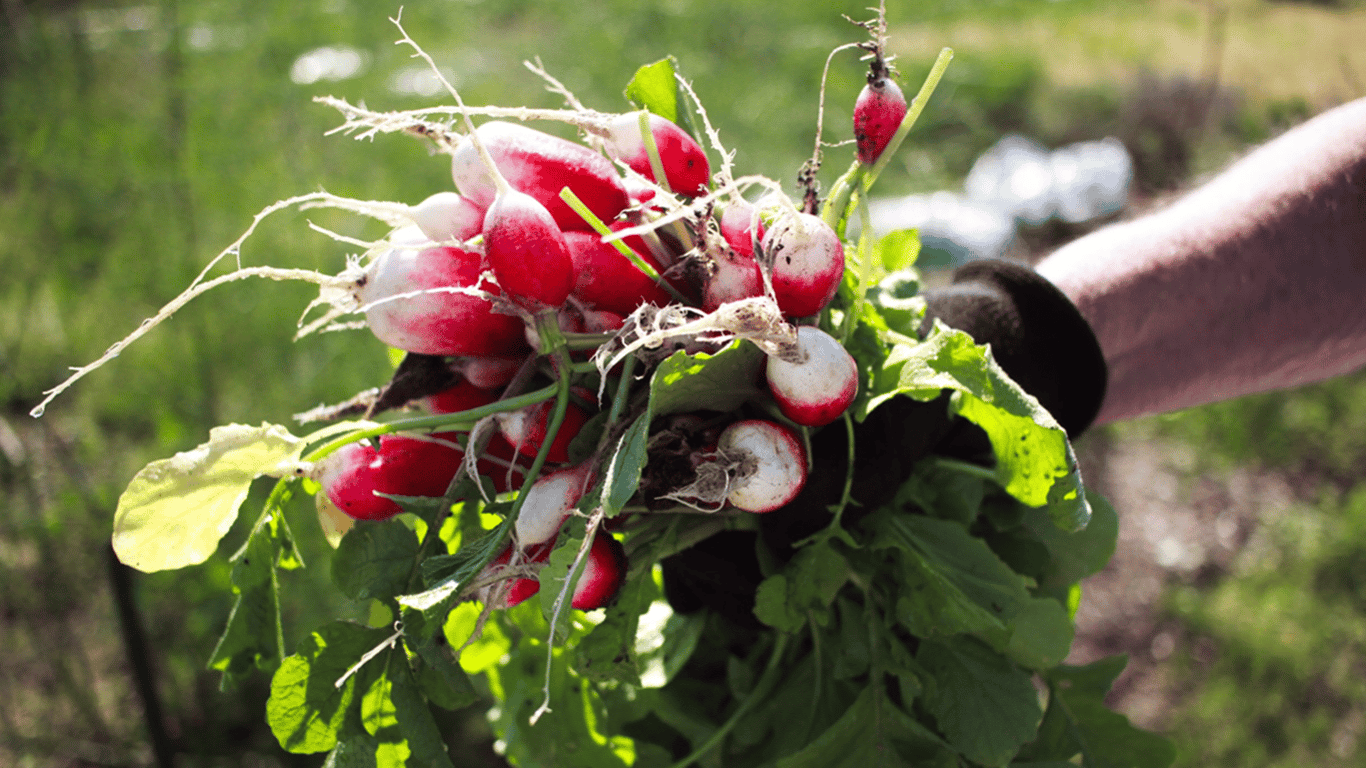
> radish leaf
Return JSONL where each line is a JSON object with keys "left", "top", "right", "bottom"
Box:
{"left": 113, "top": 423, "right": 304, "bottom": 572}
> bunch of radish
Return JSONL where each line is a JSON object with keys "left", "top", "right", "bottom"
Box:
{"left": 302, "top": 59, "right": 889, "bottom": 612}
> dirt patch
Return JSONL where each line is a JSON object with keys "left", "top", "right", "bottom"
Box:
{"left": 1066, "top": 426, "right": 1296, "bottom": 731}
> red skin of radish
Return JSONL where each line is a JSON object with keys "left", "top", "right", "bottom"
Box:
{"left": 603, "top": 112, "right": 711, "bottom": 197}
{"left": 853, "top": 77, "right": 908, "bottom": 166}
{"left": 563, "top": 230, "right": 672, "bottom": 315}
{"left": 459, "top": 355, "right": 523, "bottom": 390}
{"left": 481, "top": 434, "right": 528, "bottom": 494}
{"left": 320, "top": 433, "right": 466, "bottom": 521}
{"left": 571, "top": 532, "right": 627, "bottom": 610}
{"left": 718, "top": 419, "right": 807, "bottom": 513}
{"left": 719, "top": 198, "right": 766, "bottom": 259}
{"left": 362, "top": 227, "right": 526, "bottom": 357}
{"left": 422, "top": 379, "right": 498, "bottom": 415}
{"left": 486, "top": 542, "right": 552, "bottom": 608}
{"left": 482, "top": 188, "right": 576, "bottom": 310}
{"left": 762, "top": 212, "right": 846, "bottom": 318}
{"left": 486, "top": 532, "right": 625, "bottom": 610}
{"left": 581, "top": 308, "right": 625, "bottom": 334}
{"left": 495, "top": 397, "right": 590, "bottom": 465}
{"left": 766, "top": 326, "right": 859, "bottom": 427}
{"left": 451, "top": 121, "right": 629, "bottom": 231}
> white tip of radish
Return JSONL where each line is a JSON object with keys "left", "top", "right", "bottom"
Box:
{"left": 718, "top": 419, "right": 807, "bottom": 513}
{"left": 515, "top": 465, "right": 592, "bottom": 547}
{"left": 762, "top": 212, "right": 845, "bottom": 318}
{"left": 409, "top": 191, "right": 484, "bottom": 243}
{"left": 765, "top": 326, "right": 858, "bottom": 427}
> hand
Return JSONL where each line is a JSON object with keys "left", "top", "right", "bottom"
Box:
{"left": 661, "top": 258, "right": 1108, "bottom": 627}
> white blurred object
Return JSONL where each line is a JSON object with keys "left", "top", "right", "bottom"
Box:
{"left": 965, "top": 134, "right": 1132, "bottom": 225}
{"left": 865, "top": 192, "right": 1017, "bottom": 265}
{"left": 866, "top": 135, "right": 1132, "bottom": 268}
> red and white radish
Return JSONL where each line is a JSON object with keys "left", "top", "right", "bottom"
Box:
{"left": 514, "top": 463, "right": 593, "bottom": 547}
{"left": 603, "top": 111, "right": 711, "bottom": 197}
{"left": 482, "top": 530, "right": 625, "bottom": 611}
{"left": 407, "top": 191, "right": 485, "bottom": 243}
{"left": 459, "top": 355, "right": 523, "bottom": 390}
{"left": 717, "top": 419, "right": 807, "bottom": 513}
{"left": 563, "top": 230, "right": 672, "bottom": 315}
{"left": 765, "top": 326, "right": 858, "bottom": 427}
{"left": 482, "top": 187, "right": 577, "bottom": 311}
{"left": 450, "top": 120, "right": 630, "bottom": 231}
{"left": 719, "top": 197, "right": 766, "bottom": 260}
{"left": 495, "top": 397, "right": 591, "bottom": 464}
{"left": 701, "top": 247, "right": 764, "bottom": 312}
{"left": 761, "top": 211, "right": 845, "bottom": 318}
{"left": 853, "top": 76, "right": 907, "bottom": 166}
{"left": 422, "top": 378, "right": 499, "bottom": 415}
{"left": 360, "top": 226, "right": 526, "bottom": 356}
{"left": 570, "top": 532, "right": 627, "bottom": 610}
{"left": 316, "top": 432, "right": 466, "bottom": 521}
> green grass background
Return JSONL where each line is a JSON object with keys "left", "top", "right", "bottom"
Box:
{"left": 3, "top": 0, "right": 1366, "bottom": 765}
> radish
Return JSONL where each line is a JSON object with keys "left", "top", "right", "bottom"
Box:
{"left": 719, "top": 198, "right": 766, "bottom": 260}
{"left": 450, "top": 120, "right": 630, "bottom": 231}
{"left": 407, "top": 191, "right": 485, "bottom": 243}
{"left": 602, "top": 111, "right": 711, "bottom": 197}
{"left": 482, "top": 531, "right": 625, "bottom": 610}
{"left": 481, "top": 186, "right": 576, "bottom": 311}
{"left": 761, "top": 211, "right": 845, "bottom": 318}
{"left": 765, "top": 326, "right": 858, "bottom": 427}
{"left": 483, "top": 541, "right": 552, "bottom": 608}
{"left": 563, "top": 230, "right": 672, "bottom": 315}
{"left": 853, "top": 75, "right": 907, "bottom": 166}
{"left": 570, "top": 532, "right": 627, "bottom": 610}
{"left": 701, "top": 247, "right": 764, "bottom": 312}
{"left": 514, "top": 463, "right": 594, "bottom": 547}
{"left": 717, "top": 419, "right": 807, "bottom": 513}
{"left": 422, "top": 378, "right": 499, "bottom": 415}
{"left": 495, "top": 397, "right": 591, "bottom": 464}
{"left": 317, "top": 432, "right": 466, "bottom": 521}
{"left": 580, "top": 308, "right": 625, "bottom": 334}
{"left": 360, "top": 226, "right": 526, "bottom": 356}
{"left": 480, "top": 433, "right": 528, "bottom": 494}
{"left": 459, "top": 355, "right": 523, "bottom": 390}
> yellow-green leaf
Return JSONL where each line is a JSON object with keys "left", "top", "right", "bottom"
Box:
{"left": 112, "top": 423, "right": 304, "bottom": 572}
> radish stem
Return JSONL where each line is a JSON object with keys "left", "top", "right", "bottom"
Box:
{"left": 664, "top": 633, "right": 790, "bottom": 768}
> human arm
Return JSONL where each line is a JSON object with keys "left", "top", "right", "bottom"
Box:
{"left": 1036, "top": 97, "right": 1366, "bottom": 426}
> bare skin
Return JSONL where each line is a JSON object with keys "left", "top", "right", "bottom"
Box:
{"left": 1036, "top": 97, "right": 1366, "bottom": 426}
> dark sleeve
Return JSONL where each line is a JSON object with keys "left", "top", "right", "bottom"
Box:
{"left": 921, "top": 258, "right": 1107, "bottom": 438}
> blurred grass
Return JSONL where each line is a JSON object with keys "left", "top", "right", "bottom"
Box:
{"left": 3, "top": 0, "right": 1366, "bottom": 765}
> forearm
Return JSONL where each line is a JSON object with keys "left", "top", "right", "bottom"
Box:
{"left": 1037, "top": 97, "right": 1366, "bottom": 426}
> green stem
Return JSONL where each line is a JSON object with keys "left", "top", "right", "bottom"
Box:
{"left": 300, "top": 360, "right": 598, "bottom": 463}
{"left": 502, "top": 313, "right": 576, "bottom": 527}
{"left": 638, "top": 110, "right": 673, "bottom": 195}
{"left": 838, "top": 194, "right": 878, "bottom": 346}
{"left": 927, "top": 455, "right": 1000, "bottom": 484}
{"left": 665, "top": 633, "right": 791, "bottom": 768}
{"left": 604, "top": 355, "right": 637, "bottom": 431}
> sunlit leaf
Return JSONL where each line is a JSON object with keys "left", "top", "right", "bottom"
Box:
{"left": 113, "top": 423, "right": 304, "bottom": 572}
